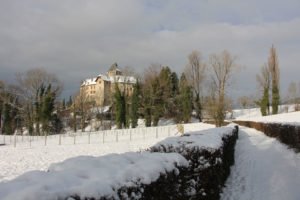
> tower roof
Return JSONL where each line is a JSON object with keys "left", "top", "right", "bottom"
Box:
{"left": 108, "top": 62, "right": 121, "bottom": 72}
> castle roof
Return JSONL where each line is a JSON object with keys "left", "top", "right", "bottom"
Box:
{"left": 81, "top": 78, "right": 97, "bottom": 86}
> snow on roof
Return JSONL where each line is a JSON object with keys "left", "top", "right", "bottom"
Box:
{"left": 0, "top": 152, "right": 187, "bottom": 200}
{"left": 97, "top": 74, "right": 136, "bottom": 84}
{"left": 81, "top": 78, "right": 97, "bottom": 86}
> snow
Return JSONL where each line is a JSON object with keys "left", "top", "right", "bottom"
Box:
{"left": 81, "top": 78, "right": 97, "bottom": 86}
{"left": 221, "top": 126, "right": 300, "bottom": 200}
{"left": 229, "top": 104, "right": 297, "bottom": 120}
{"left": 153, "top": 125, "right": 235, "bottom": 151}
{"left": 0, "top": 123, "right": 214, "bottom": 183}
{"left": 235, "top": 111, "right": 300, "bottom": 126}
{"left": 0, "top": 152, "right": 188, "bottom": 200}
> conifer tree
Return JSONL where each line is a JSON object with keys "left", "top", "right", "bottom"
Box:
{"left": 179, "top": 73, "right": 193, "bottom": 123}
{"left": 62, "top": 98, "right": 66, "bottom": 110}
{"left": 3, "top": 103, "right": 12, "bottom": 135}
{"left": 67, "top": 96, "right": 73, "bottom": 108}
{"left": 130, "top": 81, "right": 139, "bottom": 128}
{"left": 115, "top": 84, "right": 126, "bottom": 129}
{"left": 73, "top": 101, "right": 77, "bottom": 132}
{"left": 41, "top": 84, "right": 55, "bottom": 133}
{"left": 268, "top": 44, "right": 280, "bottom": 114}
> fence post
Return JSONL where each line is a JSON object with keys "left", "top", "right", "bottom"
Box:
{"left": 88, "top": 133, "right": 91, "bottom": 144}
{"left": 10, "top": 135, "right": 12, "bottom": 144}
{"left": 14, "top": 134, "right": 16, "bottom": 148}
{"left": 29, "top": 136, "right": 31, "bottom": 148}
{"left": 116, "top": 131, "right": 118, "bottom": 142}
{"left": 44, "top": 134, "right": 47, "bottom": 146}
{"left": 130, "top": 129, "right": 132, "bottom": 141}
{"left": 59, "top": 134, "right": 61, "bottom": 145}
{"left": 102, "top": 131, "right": 105, "bottom": 144}
{"left": 156, "top": 127, "right": 158, "bottom": 138}
{"left": 168, "top": 126, "right": 170, "bottom": 136}
{"left": 74, "top": 135, "right": 76, "bottom": 145}
{"left": 3, "top": 134, "right": 5, "bottom": 144}
{"left": 143, "top": 128, "right": 145, "bottom": 140}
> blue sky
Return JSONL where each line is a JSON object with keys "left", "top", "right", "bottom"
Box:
{"left": 0, "top": 0, "right": 300, "bottom": 100}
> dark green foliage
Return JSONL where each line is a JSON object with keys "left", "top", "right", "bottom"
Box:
{"left": 272, "top": 86, "right": 280, "bottom": 114}
{"left": 62, "top": 98, "right": 66, "bottom": 110}
{"left": 41, "top": 84, "right": 56, "bottom": 133}
{"left": 115, "top": 84, "right": 126, "bottom": 129}
{"left": 256, "top": 88, "right": 269, "bottom": 116}
{"left": 177, "top": 73, "right": 193, "bottom": 123}
{"left": 73, "top": 102, "right": 77, "bottom": 132}
{"left": 144, "top": 106, "right": 152, "bottom": 127}
{"left": 67, "top": 96, "right": 73, "bottom": 108}
{"left": 50, "top": 114, "right": 63, "bottom": 134}
{"left": 130, "top": 81, "right": 139, "bottom": 128}
{"left": 2, "top": 103, "right": 12, "bottom": 135}
{"left": 170, "top": 72, "right": 179, "bottom": 97}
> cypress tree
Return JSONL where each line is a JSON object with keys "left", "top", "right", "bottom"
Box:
{"left": 67, "top": 96, "right": 73, "bottom": 108}
{"left": 73, "top": 101, "right": 77, "bottom": 132}
{"left": 179, "top": 73, "right": 193, "bottom": 123}
{"left": 115, "top": 84, "right": 124, "bottom": 129}
{"left": 41, "top": 84, "right": 55, "bottom": 134}
{"left": 3, "top": 103, "right": 12, "bottom": 135}
{"left": 130, "top": 81, "right": 139, "bottom": 128}
{"left": 62, "top": 98, "right": 66, "bottom": 110}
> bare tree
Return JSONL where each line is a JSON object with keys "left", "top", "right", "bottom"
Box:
{"left": 14, "top": 68, "right": 62, "bottom": 135}
{"left": 184, "top": 50, "right": 206, "bottom": 121}
{"left": 76, "top": 85, "right": 92, "bottom": 132}
{"left": 207, "top": 50, "right": 240, "bottom": 126}
{"left": 287, "top": 81, "right": 298, "bottom": 111}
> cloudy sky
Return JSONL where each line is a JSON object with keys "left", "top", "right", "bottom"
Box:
{"left": 0, "top": 0, "right": 300, "bottom": 100}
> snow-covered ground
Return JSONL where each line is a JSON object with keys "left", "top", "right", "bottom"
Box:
{"left": 0, "top": 152, "right": 188, "bottom": 200}
{"left": 0, "top": 123, "right": 214, "bottom": 183}
{"left": 228, "top": 104, "right": 297, "bottom": 120}
{"left": 235, "top": 111, "right": 300, "bottom": 126}
{"left": 221, "top": 126, "right": 300, "bottom": 200}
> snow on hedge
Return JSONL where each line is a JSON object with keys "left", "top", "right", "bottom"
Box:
{"left": 152, "top": 125, "right": 236, "bottom": 152}
{"left": 235, "top": 111, "right": 300, "bottom": 126}
{"left": 0, "top": 152, "right": 188, "bottom": 200}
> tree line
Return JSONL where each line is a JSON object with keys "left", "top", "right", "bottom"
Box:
{"left": 0, "top": 45, "right": 289, "bottom": 135}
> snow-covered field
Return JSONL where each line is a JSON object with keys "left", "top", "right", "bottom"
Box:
{"left": 235, "top": 111, "right": 300, "bottom": 126}
{"left": 221, "top": 126, "right": 300, "bottom": 200}
{"left": 229, "top": 104, "right": 297, "bottom": 120}
{"left": 0, "top": 123, "right": 214, "bottom": 183}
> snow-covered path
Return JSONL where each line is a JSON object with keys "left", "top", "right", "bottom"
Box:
{"left": 221, "top": 126, "right": 300, "bottom": 200}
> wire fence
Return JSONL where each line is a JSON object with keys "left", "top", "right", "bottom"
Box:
{"left": 0, "top": 124, "right": 183, "bottom": 148}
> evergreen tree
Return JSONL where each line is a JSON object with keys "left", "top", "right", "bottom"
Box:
{"left": 67, "top": 96, "right": 73, "bottom": 108}
{"left": 62, "top": 98, "right": 66, "bottom": 110}
{"left": 41, "top": 84, "right": 55, "bottom": 133}
{"left": 144, "top": 106, "right": 151, "bottom": 127}
{"left": 2, "top": 103, "right": 12, "bottom": 135}
{"left": 73, "top": 101, "right": 77, "bottom": 132}
{"left": 130, "top": 81, "right": 139, "bottom": 128}
{"left": 170, "top": 72, "right": 179, "bottom": 97}
{"left": 179, "top": 73, "right": 193, "bottom": 123}
{"left": 115, "top": 84, "right": 126, "bottom": 129}
{"left": 268, "top": 44, "right": 280, "bottom": 114}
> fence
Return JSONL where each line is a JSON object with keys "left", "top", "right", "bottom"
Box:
{"left": 0, "top": 124, "right": 182, "bottom": 148}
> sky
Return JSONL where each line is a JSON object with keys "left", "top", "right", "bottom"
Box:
{"left": 0, "top": 0, "right": 300, "bottom": 101}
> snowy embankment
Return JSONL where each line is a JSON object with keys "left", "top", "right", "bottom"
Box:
{"left": 0, "top": 124, "right": 237, "bottom": 200}
{"left": 221, "top": 126, "right": 300, "bottom": 200}
{"left": 235, "top": 111, "right": 300, "bottom": 126}
{"left": 0, "top": 123, "right": 214, "bottom": 183}
{"left": 0, "top": 152, "right": 188, "bottom": 200}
